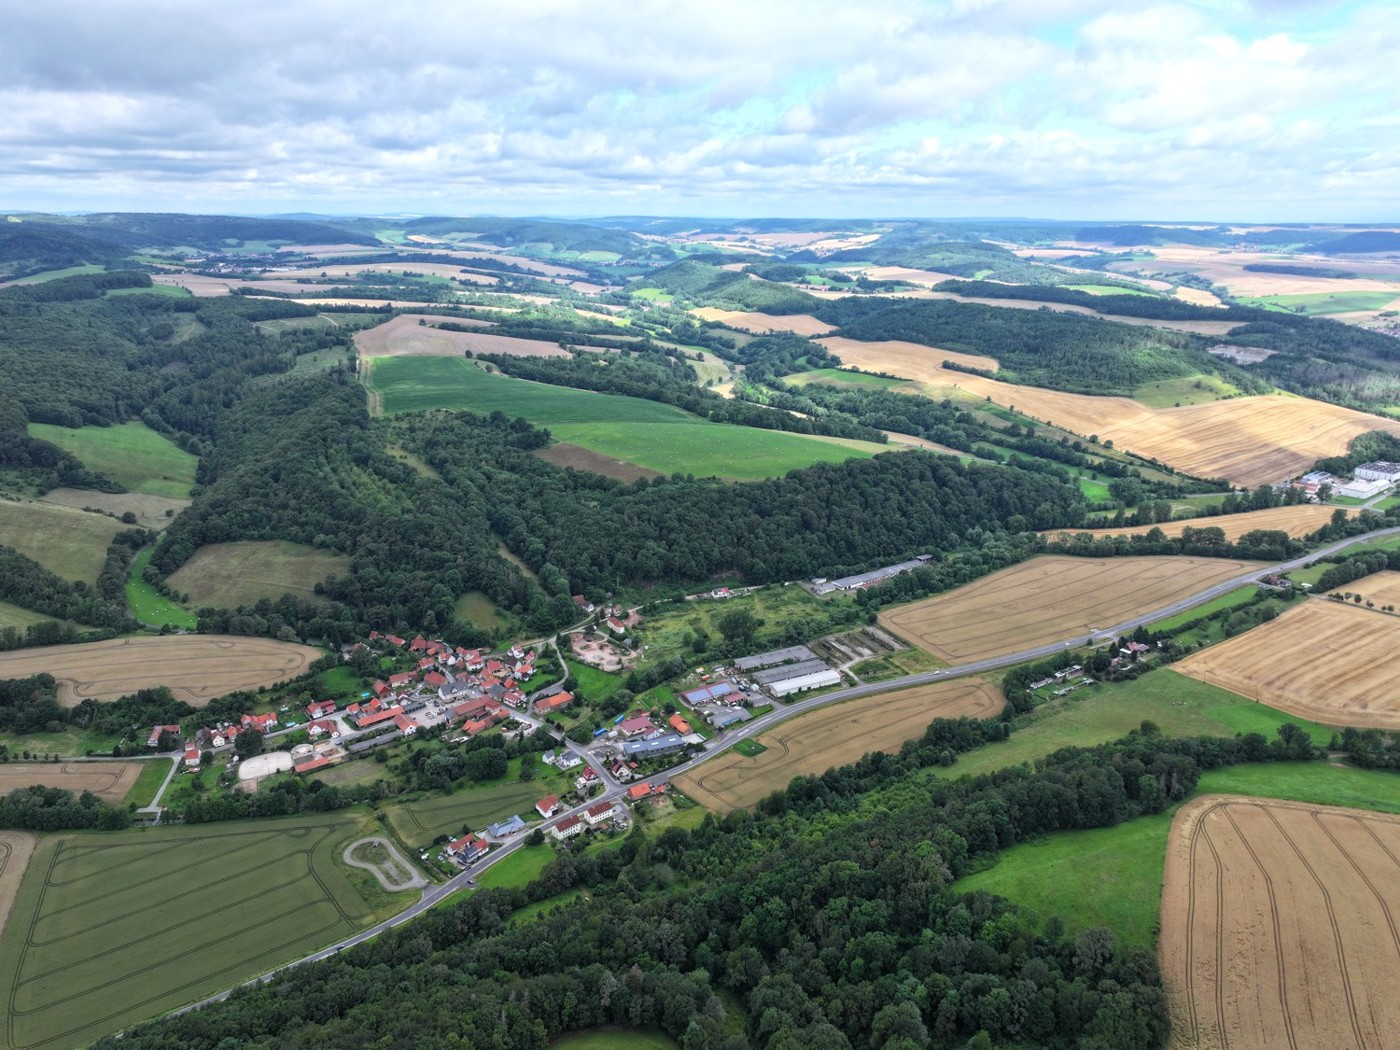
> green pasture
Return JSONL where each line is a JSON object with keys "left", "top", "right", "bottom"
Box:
{"left": 1133, "top": 373, "right": 1240, "bottom": 409}
{"left": 0, "top": 601, "right": 60, "bottom": 633}
{"left": 566, "top": 659, "right": 625, "bottom": 705}
{"left": 384, "top": 780, "right": 544, "bottom": 846}
{"left": 165, "top": 540, "right": 350, "bottom": 608}
{"left": 28, "top": 420, "right": 197, "bottom": 498}
{"left": 634, "top": 585, "right": 839, "bottom": 669}
{"left": 1238, "top": 291, "right": 1399, "bottom": 315}
{"left": 476, "top": 844, "right": 555, "bottom": 891}
{"left": 955, "top": 763, "right": 1400, "bottom": 950}
{"left": 733, "top": 738, "right": 768, "bottom": 757}
{"left": 5, "top": 265, "right": 107, "bottom": 283}
{"left": 0, "top": 725, "right": 123, "bottom": 760}
{"left": 551, "top": 1029, "right": 678, "bottom": 1050}
{"left": 125, "top": 547, "right": 198, "bottom": 629}
{"left": 123, "top": 760, "right": 173, "bottom": 808}
{"left": 1064, "top": 283, "right": 1156, "bottom": 297}
{"left": 784, "top": 368, "right": 911, "bottom": 390}
{"left": 934, "top": 669, "right": 1334, "bottom": 783}
{"left": 106, "top": 283, "right": 192, "bottom": 298}
{"left": 850, "top": 646, "right": 948, "bottom": 682}
{"left": 0, "top": 814, "right": 387, "bottom": 1050}
{"left": 1147, "top": 586, "right": 1257, "bottom": 631}
{"left": 0, "top": 500, "right": 122, "bottom": 585}
{"left": 454, "top": 591, "right": 511, "bottom": 631}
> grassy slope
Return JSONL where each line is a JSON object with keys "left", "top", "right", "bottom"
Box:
{"left": 0, "top": 500, "right": 122, "bottom": 585}
{"left": 28, "top": 421, "right": 197, "bottom": 498}
{"left": 166, "top": 540, "right": 350, "bottom": 608}
{"left": 126, "top": 547, "right": 198, "bottom": 628}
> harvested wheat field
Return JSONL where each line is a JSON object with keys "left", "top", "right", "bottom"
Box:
{"left": 352, "top": 314, "right": 574, "bottom": 359}
{"left": 0, "top": 832, "right": 36, "bottom": 943}
{"left": 1177, "top": 597, "right": 1400, "bottom": 729}
{"left": 817, "top": 336, "right": 1000, "bottom": 375}
{"left": 1044, "top": 505, "right": 1343, "bottom": 543}
{"left": 674, "top": 679, "right": 1004, "bottom": 812}
{"left": 882, "top": 556, "right": 1262, "bottom": 663}
{"left": 691, "top": 307, "right": 834, "bottom": 336}
{"left": 1161, "top": 796, "right": 1400, "bottom": 1050}
{"left": 1326, "top": 569, "right": 1400, "bottom": 609}
{"left": 0, "top": 635, "right": 324, "bottom": 705}
{"left": 300, "top": 262, "right": 499, "bottom": 283}
{"left": 0, "top": 762, "right": 144, "bottom": 804}
{"left": 817, "top": 340, "right": 1400, "bottom": 486}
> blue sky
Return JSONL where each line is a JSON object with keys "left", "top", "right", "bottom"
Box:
{"left": 1, "top": 0, "right": 1395, "bottom": 220}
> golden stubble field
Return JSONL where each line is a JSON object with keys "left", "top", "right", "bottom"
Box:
{"left": 0, "top": 833, "right": 36, "bottom": 944}
{"left": 1161, "top": 796, "right": 1400, "bottom": 1050}
{"left": 691, "top": 307, "right": 835, "bottom": 337}
{"left": 881, "top": 556, "right": 1262, "bottom": 663}
{"left": 0, "top": 763, "right": 143, "bottom": 804}
{"left": 817, "top": 337, "right": 1400, "bottom": 487}
{"left": 1044, "top": 505, "right": 1343, "bottom": 543}
{"left": 352, "top": 314, "right": 572, "bottom": 359}
{"left": 674, "top": 679, "right": 1004, "bottom": 812}
{"left": 1177, "top": 594, "right": 1400, "bottom": 729}
{"left": 0, "top": 635, "right": 324, "bottom": 705}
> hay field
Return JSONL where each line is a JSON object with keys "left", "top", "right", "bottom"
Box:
{"left": 0, "top": 635, "right": 324, "bottom": 705}
{"left": 28, "top": 421, "right": 197, "bottom": 498}
{"left": 0, "top": 500, "right": 123, "bottom": 585}
{"left": 384, "top": 780, "right": 543, "bottom": 844}
{"left": 167, "top": 540, "right": 351, "bottom": 607}
{"left": 817, "top": 339, "right": 1400, "bottom": 486}
{"left": 353, "top": 314, "right": 569, "bottom": 358}
{"left": 1161, "top": 796, "right": 1400, "bottom": 1050}
{"left": 0, "top": 833, "right": 35, "bottom": 945}
{"left": 38, "top": 488, "right": 189, "bottom": 530}
{"left": 674, "top": 679, "right": 1004, "bottom": 812}
{"left": 1177, "top": 598, "right": 1400, "bottom": 729}
{"left": 150, "top": 274, "right": 338, "bottom": 296}
{"left": 817, "top": 336, "right": 1000, "bottom": 375}
{"left": 0, "top": 815, "right": 377, "bottom": 1050}
{"left": 691, "top": 308, "right": 834, "bottom": 336}
{"left": 0, "top": 763, "right": 144, "bottom": 804}
{"left": 1044, "top": 505, "right": 1342, "bottom": 543}
{"left": 881, "top": 556, "right": 1262, "bottom": 663}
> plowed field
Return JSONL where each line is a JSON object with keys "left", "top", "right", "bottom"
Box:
{"left": 1044, "top": 505, "right": 1342, "bottom": 543}
{"left": 881, "top": 556, "right": 1262, "bottom": 663}
{"left": 1161, "top": 796, "right": 1400, "bottom": 1050}
{"left": 816, "top": 337, "right": 1400, "bottom": 486}
{"left": 691, "top": 308, "right": 834, "bottom": 336}
{"left": 1177, "top": 598, "right": 1400, "bottom": 729}
{"left": 0, "top": 635, "right": 324, "bottom": 705}
{"left": 674, "top": 679, "right": 1004, "bottom": 812}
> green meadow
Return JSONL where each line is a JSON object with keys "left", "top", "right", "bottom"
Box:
{"left": 1239, "top": 290, "right": 1400, "bottom": 315}
{"left": 29, "top": 420, "right": 197, "bottom": 498}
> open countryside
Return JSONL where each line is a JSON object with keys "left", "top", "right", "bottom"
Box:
{"left": 166, "top": 540, "right": 351, "bottom": 608}
{"left": 1160, "top": 797, "right": 1400, "bottom": 1050}
{"left": 353, "top": 314, "right": 574, "bottom": 358}
{"left": 26, "top": 421, "right": 197, "bottom": 498}
{"left": 0, "top": 816, "right": 384, "bottom": 1050}
{"left": 1177, "top": 596, "right": 1400, "bottom": 729}
{"left": 0, "top": 763, "right": 144, "bottom": 804}
{"left": 0, "top": 635, "right": 324, "bottom": 704}
{"left": 674, "top": 679, "right": 1004, "bottom": 812}
{"left": 1044, "top": 504, "right": 1344, "bottom": 542}
{"left": 880, "top": 555, "right": 1263, "bottom": 663}
{"left": 0, "top": 500, "right": 123, "bottom": 585}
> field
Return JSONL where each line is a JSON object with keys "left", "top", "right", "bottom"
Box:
{"left": 166, "top": 540, "right": 351, "bottom": 608}
{"left": 782, "top": 367, "right": 914, "bottom": 390}
{"left": 1177, "top": 596, "right": 1400, "bottom": 729}
{"left": 36, "top": 487, "right": 189, "bottom": 530}
{"left": 551, "top": 1030, "right": 678, "bottom": 1050}
{"left": 0, "top": 762, "right": 145, "bottom": 803}
{"left": 0, "top": 602, "right": 67, "bottom": 633}
{"left": 690, "top": 308, "right": 834, "bottom": 336}
{"left": 0, "top": 814, "right": 384, "bottom": 1050}
{"left": 353, "top": 314, "right": 570, "bottom": 358}
{"left": 125, "top": 547, "right": 198, "bottom": 629}
{"left": 0, "top": 634, "right": 324, "bottom": 705}
{"left": 1133, "top": 373, "right": 1239, "bottom": 408}
{"left": 674, "top": 678, "right": 1004, "bottom": 812}
{"left": 0, "top": 834, "right": 36, "bottom": 944}
{"left": 366, "top": 356, "right": 886, "bottom": 480}
{"left": 815, "top": 338, "right": 1400, "bottom": 486}
{"left": 28, "top": 421, "right": 197, "bottom": 498}
{"left": 1046, "top": 504, "right": 1342, "bottom": 543}
{"left": 534, "top": 443, "right": 664, "bottom": 482}
{"left": 815, "top": 336, "right": 1000, "bottom": 375}
{"left": 0, "top": 500, "right": 123, "bottom": 586}
{"left": 1239, "top": 289, "right": 1400, "bottom": 315}
{"left": 1161, "top": 796, "right": 1400, "bottom": 1050}
{"left": 881, "top": 556, "right": 1262, "bottom": 663}
{"left": 453, "top": 591, "right": 511, "bottom": 631}
{"left": 384, "top": 780, "right": 543, "bottom": 845}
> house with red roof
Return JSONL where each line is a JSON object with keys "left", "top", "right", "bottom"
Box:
{"left": 371, "top": 680, "right": 390, "bottom": 698}
{"left": 605, "top": 616, "right": 627, "bottom": 635}
{"left": 668, "top": 714, "right": 692, "bottom": 735}
{"left": 584, "top": 801, "right": 616, "bottom": 825}
{"left": 627, "top": 783, "right": 662, "bottom": 801}
{"left": 147, "top": 724, "right": 181, "bottom": 749}
{"left": 388, "top": 671, "right": 415, "bottom": 689}
{"left": 386, "top": 635, "right": 406, "bottom": 647}
{"left": 392, "top": 713, "right": 418, "bottom": 735}
{"left": 619, "top": 715, "right": 655, "bottom": 738}
{"left": 551, "top": 815, "right": 583, "bottom": 840}
{"left": 536, "top": 795, "right": 560, "bottom": 818}
{"left": 306, "top": 700, "right": 337, "bottom": 719}
{"left": 409, "top": 635, "right": 428, "bottom": 653}
{"left": 534, "top": 691, "right": 574, "bottom": 716}
{"left": 182, "top": 744, "right": 202, "bottom": 767}
{"left": 294, "top": 754, "right": 338, "bottom": 774}
{"left": 307, "top": 719, "right": 339, "bottom": 740}
{"left": 241, "top": 712, "right": 278, "bottom": 733}
{"left": 423, "top": 671, "right": 447, "bottom": 689}
{"left": 447, "top": 832, "right": 489, "bottom": 861}
{"left": 417, "top": 656, "right": 436, "bottom": 671}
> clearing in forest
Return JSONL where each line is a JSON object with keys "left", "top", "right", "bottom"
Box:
{"left": 37, "top": 488, "right": 189, "bottom": 530}
{"left": 0, "top": 635, "right": 324, "bottom": 705}
{"left": 353, "top": 314, "right": 578, "bottom": 358}
{"left": 1043, "top": 504, "right": 1342, "bottom": 543}
{"left": 1177, "top": 595, "right": 1400, "bottom": 729}
{"left": 674, "top": 679, "right": 1004, "bottom": 812}
{"left": 880, "top": 555, "right": 1262, "bottom": 663}
{"left": 817, "top": 337, "right": 1400, "bottom": 486}
{"left": 0, "top": 500, "right": 124, "bottom": 585}
{"left": 0, "top": 815, "right": 381, "bottom": 1050}
{"left": 0, "top": 763, "right": 144, "bottom": 804}
{"left": 691, "top": 308, "right": 834, "bottom": 336}
{"left": 166, "top": 540, "right": 351, "bottom": 608}
{"left": 27, "top": 421, "right": 197, "bottom": 498}
{"left": 1160, "top": 796, "right": 1400, "bottom": 1050}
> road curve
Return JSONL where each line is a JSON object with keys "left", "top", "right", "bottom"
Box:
{"left": 173, "top": 523, "right": 1400, "bottom": 1016}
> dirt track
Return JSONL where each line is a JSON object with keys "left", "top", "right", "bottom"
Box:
{"left": 675, "top": 679, "right": 1003, "bottom": 812}
{"left": 1161, "top": 796, "right": 1400, "bottom": 1049}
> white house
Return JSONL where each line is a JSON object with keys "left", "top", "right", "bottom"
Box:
{"left": 552, "top": 815, "right": 584, "bottom": 840}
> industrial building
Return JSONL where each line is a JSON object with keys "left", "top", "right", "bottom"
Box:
{"left": 1355, "top": 461, "right": 1400, "bottom": 483}
{"left": 621, "top": 733, "right": 687, "bottom": 758}
{"left": 734, "top": 645, "right": 818, "bottom": 671}
{"left": 813, "top": 556, "right": 933, "bottom": 595}
{"left": 765, "top": 668, "right": 843, "bottom": 697}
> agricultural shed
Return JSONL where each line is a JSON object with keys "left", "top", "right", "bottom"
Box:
{"left": 487, "top": 815, "right": 527, "bottom": 837}
{"left": 751, "top": 659, "right": 832, "bottom": 686}
{"left": 734, "top": 645, "right": 817, "bottom": 671}
{"left": 766, "top": 668, "right": 843, "bottom": 698}
{"left": 621, "top": 733, "right": 686, "bottom": 758}
{"left": 813, "top": 556, "right": 932, "bottom": 595}
{"left": 679, "top": 681, "right": 739, "bottom": 705}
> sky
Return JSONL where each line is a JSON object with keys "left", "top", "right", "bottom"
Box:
{"left": 2, "top": 0, "right": 1396, "bottom": 221}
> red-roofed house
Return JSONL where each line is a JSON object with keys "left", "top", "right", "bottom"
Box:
{"left": 147, "top": 724, "right": 181, "bottom": 748}
{"left": 485, "top": 659, "right": 507, "bottom": 678}
{"left": 447, "top": 832, "right": 489, "bottom": 861}
{"left": 451, "top": 698, "right": 493, "bottom": 723}
{"left": 306, "top": 700, "right": 337, "bottom": 719}
{"left": 427, "top": 641, "right": 448, "bottom": 656}
{"left": 626, "top": 783, "right": 655, "bottom": 801}
{"left": 572, "top": 594, "right": 596, "bottom": 613}
{"left": 534, "top": 691, "right": 574, "bottom": 715}
{"left": 423, "top": 671, "right": 446, "bottom": 689}
{"left": 307, "top": 719, "right": 339, "bottom": 740}
{"left": 386, "top": 635, "right": 406, "bottom": 648}
{"left": 668, "top": 714, "right": 692, "bottom": 735}
{"left": 371, "top": 680, "right": 390, "bottom": 698}
{"left": 536, "top": 795, "right": 560, "bottom": 818}
{"left": 584, "top": 801, "right": 616, "bottom": 825}
{"left": 294, "top": 755, "right": 338, "bottom": 775}
{"left": 241, "top": 712, "right": 278, "bottom": 732}
{"left": 388, "top": 671, "right": 414, "bottom": 689}
{"left": 417, "top": 656, "right": 436, "bottom": 671}
{"left": 369, "top": 630, "right": 382, "bottom": 641}
{"left": 392, "top": 713, "right": 418, "bottom": 735}
{"left": 552, "top": 815, "right": 583, "bottom": 840}
{"left": 409, "top": 635, "right": 428, "bottom": 652}
{"left": 606, "top": 616, "right": 626, "bottom": 635}
{"left": 183, "top": 744, "right": 202, "bottom": 767}
{"left": 619, "top": 715, "right": 655, "bottom": 737}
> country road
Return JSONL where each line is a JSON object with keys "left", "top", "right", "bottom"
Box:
{"left": 173, "top": 522, "right": 1400, "bottom": 1016}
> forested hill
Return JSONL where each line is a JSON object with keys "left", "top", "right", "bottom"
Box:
{"left": 26, "top": 212, "right": 380, "bottom": 250}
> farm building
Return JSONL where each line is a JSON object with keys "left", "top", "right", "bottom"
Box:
{"left": 487, "top": 815, "right": 527, "bottom": 837}
{"left": 1355, "top": 461, "right": 1400, "bottom": 483}
{"left": 534, "top": 691, "right": 574, "bottom": 715}
{"left": 536, "top": 795, "right": 560, "bottom": 818}
{"left": 735, "top": 645, "right": 818, "bottom": 671}
{"left": 679, "top": 681, "right": 741, "bottom": 705}
{"left": 447, "top": 833, "right": 489, "bottom": 861}
{"left": 621, "top": 733, "right": 686, "bottom": 758}
{"left": 1337, "top": 476, "right": 1389, "bottom": 499}
{"left": 619, "top": 715, "right": 656, "bottom": 737}
{"left": 705, "top": 707, "right": 750, "bottom": 729}
{"left": 813, "top": 556, "right": 933, "bottom": 595}
{"left": 751, "top": 659, "right": 832, "bottom": 686}
{"left": 1292, "top": 470, "right": 1338, "bottom": 496}
{"left": 752, "top": 657, "right": 843, "bottom": 697}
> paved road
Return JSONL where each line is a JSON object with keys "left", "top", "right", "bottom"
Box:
{"left": 174, "top": 523, "right": 1400, "bottom": 1015}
